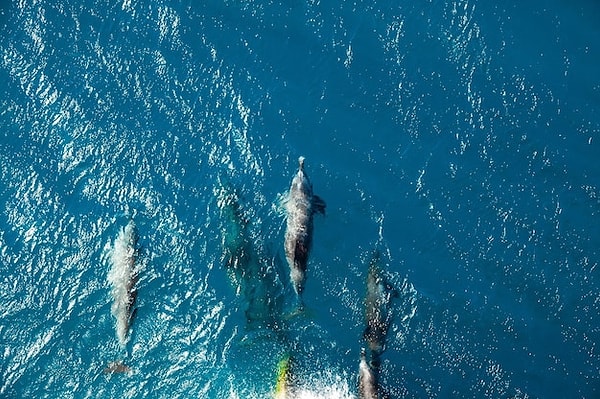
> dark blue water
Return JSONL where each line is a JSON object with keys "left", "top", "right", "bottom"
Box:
{"left": 1, "top": 1, "right": 599, "bottom": 398}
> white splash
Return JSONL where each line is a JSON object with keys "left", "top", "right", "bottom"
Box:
{"left": 108, "top": 220, "right": 138, "bottom": 346}
{"left": 290, "top": 388, "right": 356, "bottom": 399}
{"left": 276, "top": 368, "right": 358, "bottom": 399}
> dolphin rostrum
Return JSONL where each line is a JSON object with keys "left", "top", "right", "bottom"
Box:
{"left": 358, "top": 348, "right": 379, "bottom": 399}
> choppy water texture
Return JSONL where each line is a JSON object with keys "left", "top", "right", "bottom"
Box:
{"left": 1, "top": 1, "right": 599, "bottom": 398}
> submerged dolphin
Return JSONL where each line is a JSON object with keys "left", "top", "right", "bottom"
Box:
{"left": 283, "top": 156, "right": 325, "bottom": 297}
{"left": 108, "top": 219, "right": 139, "bottom": 347}
{"left": 358, "top": 250, "right": 396, "bottom": 399}
{"left": 218, "top": 186, "right": 251, "bottom": 292}
{"left": 218, "top": 185, "right": 282, "bottom": 327}
{"left": 358, "top": 348, "right": 379, "bottom": 399}
{"left": 103, "top": 360, "right": 131, "bottom": 374}
{"left": 363, "top": 251, "right": 395, "bottom": 362}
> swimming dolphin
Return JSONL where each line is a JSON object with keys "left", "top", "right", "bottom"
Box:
{"left": 103, "top": 360, "right": 131, "bottom": 374}
{"left": 358, "top": 348, "right": 379, "bottom": 399}
{"left": 283, "top": 156, "right": 325, "bottom": 297}
{"left": 108, "top": 219, "right": 139, "bottom": 347}
{"left": 363, "top": 251, "right": 395, "bottom": 363}
{"left": 218, "top": 186, "right": 251, "bottom": 292}
{"left": 218, "top": 184, "right": 282, "bottom": 327}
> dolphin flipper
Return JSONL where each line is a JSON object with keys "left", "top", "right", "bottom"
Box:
{"left": 312, "top": 195, "right": 326, "bottom": 215}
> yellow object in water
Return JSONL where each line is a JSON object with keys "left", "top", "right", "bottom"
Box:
{"left": 273, "top": 354, "right": 291, "bottom": 399}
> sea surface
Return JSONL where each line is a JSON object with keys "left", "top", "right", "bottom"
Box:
{"left": 1, "top": 1, "right": 599, "bottom": 398}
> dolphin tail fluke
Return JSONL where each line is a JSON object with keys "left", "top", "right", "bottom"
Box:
{"left": 288, "top": 289, "right": 305, "bottom": 314}
{"left": 283, "top": 294, "right": 309, "bottom": 320}
{"left": 295, "top": 293, "right": 305, "bottom": 313}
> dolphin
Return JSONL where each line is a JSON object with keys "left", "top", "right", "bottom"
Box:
{"left": 218, "top": 186, "right": 251, "bottom": 293}
{"left": 363, "top": 251, "right": 395, "bottom": 363}
{"left": 218, "top": 184, "right": 282, "bottom": 327}
{"left": 103, "top": 360, "right": 131, "bottom": 374}
{"left": 358, "top": 348, "right": 379, "bottom": 399}
{"left": 108, "top": 219, "right": 139, "bottom": 347}
{"left": 283, "top": 156, "right": 325, "bottom": 297}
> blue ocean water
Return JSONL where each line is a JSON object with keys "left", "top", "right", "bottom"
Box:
{"left": 1, "top": 0, "right": 599, "bottom": 398}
